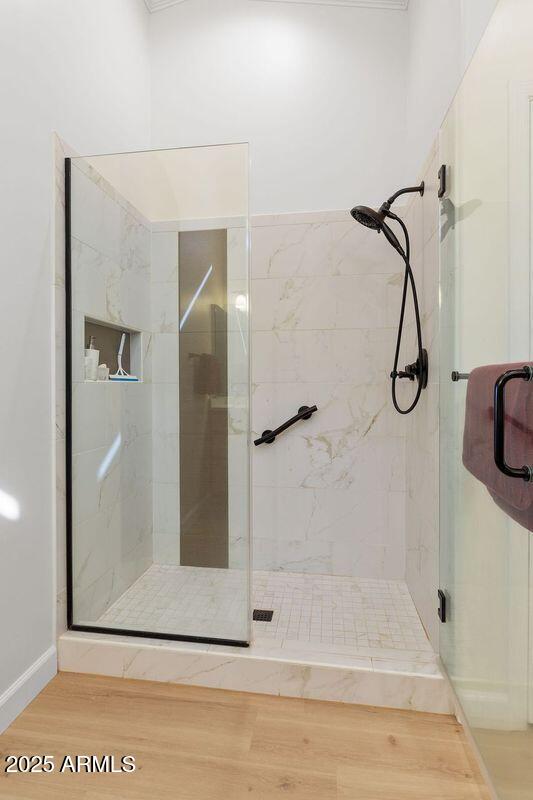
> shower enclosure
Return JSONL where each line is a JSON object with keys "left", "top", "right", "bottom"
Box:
{"left": 65, "top": 143, "right": 251, "bottom": 646}
{"left": 439, "top": 1, "right": 533, "bottom": 797}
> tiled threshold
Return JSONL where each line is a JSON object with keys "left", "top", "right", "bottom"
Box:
{"left": 58, "top": 631, "right": 451, "bottom": 714}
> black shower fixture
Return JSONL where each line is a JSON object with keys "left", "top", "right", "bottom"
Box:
{"left": 351, "top": 183, "right": 428, "bottom": 415}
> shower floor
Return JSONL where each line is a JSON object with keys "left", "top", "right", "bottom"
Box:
{"left": 97, "top": 566, "right": 436, "bottom": 674}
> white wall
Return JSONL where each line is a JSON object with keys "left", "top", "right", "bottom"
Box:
{"left": 149, "top": 0, "right": 499, "bottom": 218}
{"left": 150, "top": 0, "right": 409, "bottom": 215}
{"left": 0, "top": 0, "right": 151, "bottom": 732}
{"left": 406, "top": 0, "right": 498, "bottom": 177}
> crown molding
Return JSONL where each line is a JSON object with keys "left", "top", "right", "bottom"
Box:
{"left": 145, "top": 0, "right": 409, "bottom": 12}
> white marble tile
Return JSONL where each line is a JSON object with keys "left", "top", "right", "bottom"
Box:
{"left": 75, "top": 537, "right": 152, "bottom": 625}
{"left": 252, "top": 329, "right": 397, "bottom": 386}
{"left": 252, "top": 487, "right": 406, "bottom": 579}
{"left": 252, "top": 210, "right": 349, "bottom": 227}
{"left": 251, "top": 220, "right": 401, "bottom": 279}
{"left": 278, "top": 662, "right": 450, "bottom": 713}
{"left": 371, "top": 658, "right": 440, "bottom": 676}
{"left": 72, "top": 383, "right": 111, "bottom": 454}
{"left": 72, "top": 446, "right": 121, "bottom": 524}
{"left": 253, "top": 431, "right": 405, "bottom": 492}
{"left": 71, "top": 237, "right": 107, "bottom": 318}
{"left": 58, "top": 632, "right": 450, "bottom": 713}
{"left": 153, "top": 532, "right": 181, "bottom": 566}
{"left": 70, "top": 164, "right": 120, "bottom": 262}
{"left": 104, "top": 254, "right": 151, "bottom": 333}
{"left": 152, "top": 334, "right": 179, "bottom": 384}
{"left": 152, "top": 232, "right": 178, "bottom": 283}
{"left": 97, "top": 565, "right": 249, "bottom": 642}
{"left": 152, "top": 432, "right": 179, "bottom": 484}
{"left": 153, "top": 383, "right": 179, "bottom": 437}
{"left": 140, "top": 332, "right": 153, "bottom": 384}
{"left": 151, "top": 282, "right": 178, "bottom": 333}
{"left": 251, "top": 274, "right": 403, "bottom": 332}
{"left": 153, "top": 482, "right": 179, "bottom": 536}
{"left": 252, "top": 381, "right": 403, "bottom": 442}
{"left": 62, "top": 149, "right": 156, "bottom": 629}
{"left": 329, "top": 541, "right": 405, "bottom": 581}
{"left": 73, "top": 156, "right": 151, "bottom": 229}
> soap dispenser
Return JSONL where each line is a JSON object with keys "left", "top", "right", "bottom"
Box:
{"left": 84, "top": 335, "right": 99, "bottom": 381}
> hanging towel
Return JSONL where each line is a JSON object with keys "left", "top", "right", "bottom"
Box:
{"left": 462, "top": 362, "right": 533, "bottom": 531}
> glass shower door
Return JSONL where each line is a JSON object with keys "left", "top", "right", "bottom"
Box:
{"left": 439, "top": 2, "right": 533, "bottom": 795}
{"left": 66, "top": 143, "right": 251, "bottom": 645}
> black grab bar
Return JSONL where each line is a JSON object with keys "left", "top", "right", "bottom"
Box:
{"left": 494, "top": 366, "right": 533, "bottom": 482}
{"left": 254, "top": 405, "right": 318, "bottom": 446}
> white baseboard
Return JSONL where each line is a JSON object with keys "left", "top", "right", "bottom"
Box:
{"left": 0, "top": 646, "right": 57, "bottom": 734}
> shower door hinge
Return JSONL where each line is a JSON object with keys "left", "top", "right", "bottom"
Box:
{"left": 437, "top": 589, "right": 447, "bottom": 623}
{"left": 438, "top": 165, "right": 447, "bottom": 199}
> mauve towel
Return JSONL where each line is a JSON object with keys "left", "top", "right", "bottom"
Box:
{"left": 462, "top": 362, "right": 533, "bottom": 531}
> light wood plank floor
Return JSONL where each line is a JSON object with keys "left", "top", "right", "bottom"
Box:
{"left": 0, "top": 672, "right": 489, "bottom": 799}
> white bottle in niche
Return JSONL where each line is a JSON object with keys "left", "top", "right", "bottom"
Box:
{"left": 85, "top": 335, "right": 99, "bottom": 381}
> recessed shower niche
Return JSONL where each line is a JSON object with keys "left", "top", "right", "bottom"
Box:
{"left": 83, "top": 319, "right": 144, "bottom": 382}
{"left": 66, "top": 144, "right": 251, "bottom": 645}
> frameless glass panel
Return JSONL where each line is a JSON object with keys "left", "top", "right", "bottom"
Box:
{"left": 439, "top": 2, "right": 533, "bottom": 796}
{"left": 67, "top": 144, "right": 251, "bottom": 645}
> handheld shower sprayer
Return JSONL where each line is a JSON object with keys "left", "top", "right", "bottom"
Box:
{"left": 351, "top": 183, "right": 428, "bottom": 415}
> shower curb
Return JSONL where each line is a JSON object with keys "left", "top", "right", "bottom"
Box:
{"left": 58, "top": 632, "right": 452, "bottom": 715}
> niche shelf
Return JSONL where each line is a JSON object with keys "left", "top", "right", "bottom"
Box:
{"left": 84, "top": 318, "right": 143, "bottom": 382}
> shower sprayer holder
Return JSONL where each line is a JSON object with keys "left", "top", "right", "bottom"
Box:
{"left": 391, "top": 348, "right": 428, "bottom": 390}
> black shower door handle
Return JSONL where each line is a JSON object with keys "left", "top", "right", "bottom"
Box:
{"left": 254, "top": 405, "right": 318, "bottom": 446}
{"left": 494, "top": 366, "right": 533, "bottom": 482}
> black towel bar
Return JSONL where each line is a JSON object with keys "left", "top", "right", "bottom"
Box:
{"left": 494, "top": 366, "right": 533, "bottom": 482}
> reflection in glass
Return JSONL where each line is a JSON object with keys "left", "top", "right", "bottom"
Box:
{"left": 439, "top": 2, "right": 533, "bottom": 797}
{"left": 67, "top": 144, "right": 250, "bottom": 644}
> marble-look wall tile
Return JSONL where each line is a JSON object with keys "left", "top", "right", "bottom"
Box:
{"left": 227, "top": 227, "right": 251, "bottom": 570}
{"left": 152, "top": 333, "right": 179, "bottom": 384}
{"left": 404, "top": 145, "right": 441, "bottom": 650}
{"left": 251, "top": 219, "right": 402, "bottom": 279}
{"left": 252, "top": 274, "right": 403, "bottom": 332}
{"left": 151, "top": 231, "right": 180, "bottom": 567}
{"left": 252, "top": 329, "right": 397, "bottom": 386}
{"left": 67, "top": 155, "right": 153, "bottom": 624}
{"left": 251, "top": 217, "right": 407, "bottom": 579}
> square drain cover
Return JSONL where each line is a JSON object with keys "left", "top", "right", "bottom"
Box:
{"left": 253, "top": 609, "right": 274, "bottom": 622}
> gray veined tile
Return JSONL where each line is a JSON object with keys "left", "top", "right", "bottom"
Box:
{"left": 251, "top": 274, "right": 403, "bottom": 332}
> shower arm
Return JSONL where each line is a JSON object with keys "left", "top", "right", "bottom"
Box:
{"left": 383, "top": 183, "right": 425, "bottom": 209}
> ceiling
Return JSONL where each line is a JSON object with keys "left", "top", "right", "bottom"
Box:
{"left": 144, "top": 0, "right": 409, "bottom": 12}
